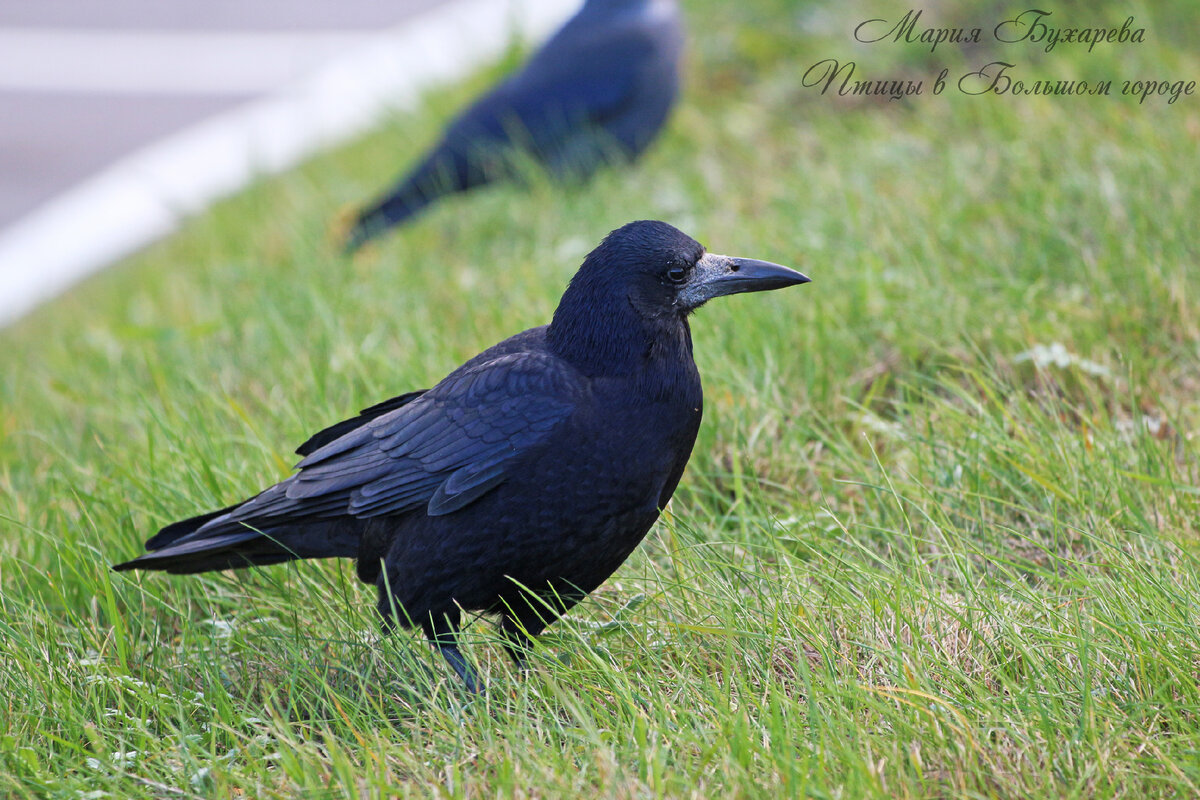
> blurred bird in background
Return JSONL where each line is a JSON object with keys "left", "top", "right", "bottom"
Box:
{"left": 342, "top": 0, "right": 683, "bottom": 252}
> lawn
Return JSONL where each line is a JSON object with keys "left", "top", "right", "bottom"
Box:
{"left": 2, "top": 0, "right": 1199, "bottom": 796}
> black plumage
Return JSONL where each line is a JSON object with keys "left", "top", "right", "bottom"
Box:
{"left": 114, "top": 221, "right": 809, "bottom": 691}
{"left": 343, "top": 0, "right": 683, "bottom": 251}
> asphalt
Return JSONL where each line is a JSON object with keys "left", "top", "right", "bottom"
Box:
{"left": 0, "top": 0, "right": 445, "bottom": 30}
{"left": 0, "top": 0, "right": 446, "bottom": 230}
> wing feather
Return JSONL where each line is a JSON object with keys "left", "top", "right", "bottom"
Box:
{"left": 171, "top": 346, "right": 585, "bottom": 547}
{"left": 273, "top": 351, "right": 583, "bottom": 525}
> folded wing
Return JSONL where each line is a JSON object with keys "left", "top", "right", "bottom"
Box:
{"left": 136, "top": 351, "right": 586, "bottom": 559}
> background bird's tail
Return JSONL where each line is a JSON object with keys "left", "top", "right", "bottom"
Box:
{"left": 342, "top": 186, "right": 430, "bottom": 253}
{"left": 343, "top": 147, "right": 490, "bottom": 253}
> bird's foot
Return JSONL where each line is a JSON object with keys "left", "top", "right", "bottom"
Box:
{"left": 438, "top": 644, "right": 485, "bottom": 694}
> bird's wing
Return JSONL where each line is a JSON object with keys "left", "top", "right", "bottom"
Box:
{"left": 247, "top": 351, "right": 586, "bottom": 521}
{"left": 294, "top": 390, "right": 426, "bottom": 457}
{"left": 492, "top": 34, "right": 661, "bottom": 133}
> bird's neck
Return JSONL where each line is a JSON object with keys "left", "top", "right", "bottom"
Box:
{"left": 547, "top": 295, "right": 695, "bottom": 384}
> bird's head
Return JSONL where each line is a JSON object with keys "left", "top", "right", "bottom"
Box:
{"left": 548, "top": 221, "right": 810, "bottom": 371}
{"left": 565, "top": 220, "right": 809, "bottom": 316}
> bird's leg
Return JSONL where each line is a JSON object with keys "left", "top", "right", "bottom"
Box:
{"left": 499, "top": 603, "right": 553, "bottom": 671}
{"left": 499, "top": 618, "right": 535, "bottom": 671}
{"left": 439, "top": 645, "right": 483, "bottom": 694}
{"left": 424, "top": 611, "right": 483, "bottom": 694}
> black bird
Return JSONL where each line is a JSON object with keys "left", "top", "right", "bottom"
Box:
{"left": 343, "top": 0, "right": 683, "bottom": 252}
{"left": 114, "top": 221, "right": 809, "bottom": 692}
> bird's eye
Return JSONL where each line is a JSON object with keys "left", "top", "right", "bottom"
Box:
{"left": 665, "top": 265, "right": 688, "bottom": 284}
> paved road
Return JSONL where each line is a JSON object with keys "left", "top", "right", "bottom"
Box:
{"left": 0, "top": 0, "right": 446, "bottom": 229}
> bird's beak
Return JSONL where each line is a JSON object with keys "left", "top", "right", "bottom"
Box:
{"left": 678, "top": 252, "right": 811, "bottom": 309}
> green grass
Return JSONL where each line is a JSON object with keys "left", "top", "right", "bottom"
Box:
{"left": 3, "top": 0, "right": 1200, "bottom": 796}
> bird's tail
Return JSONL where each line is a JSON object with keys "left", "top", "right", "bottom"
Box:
{"left": 343, "top": 148, "right": 487, "bottom": 253}
{"left": 113, "top": 505, "right": 360, "bottom": 575}
{"left": 342, "top": 187, "right": 429, "bottom": 254}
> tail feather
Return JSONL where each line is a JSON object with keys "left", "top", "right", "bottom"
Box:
{"left": 115, "top": 514, "right": 363, "bottom": 575}
{"left": 343, "top": 189, "right": 428, "bottom": 253}
{"left": 145, "top": 503, "right": 241, "bottom": 550}
{"left": 343, "top": 147, "right": 488, "bottom": 252}
{"left": 113, "top": 530, "right": 267, "bottom": 574}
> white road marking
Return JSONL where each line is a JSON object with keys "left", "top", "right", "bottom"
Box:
{"left": 0, "top": 0, "right": 579, "bottom": 326}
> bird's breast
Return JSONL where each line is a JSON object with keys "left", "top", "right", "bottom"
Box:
{"left": 564, "top": 373, "right": 701, "bottom": 502}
